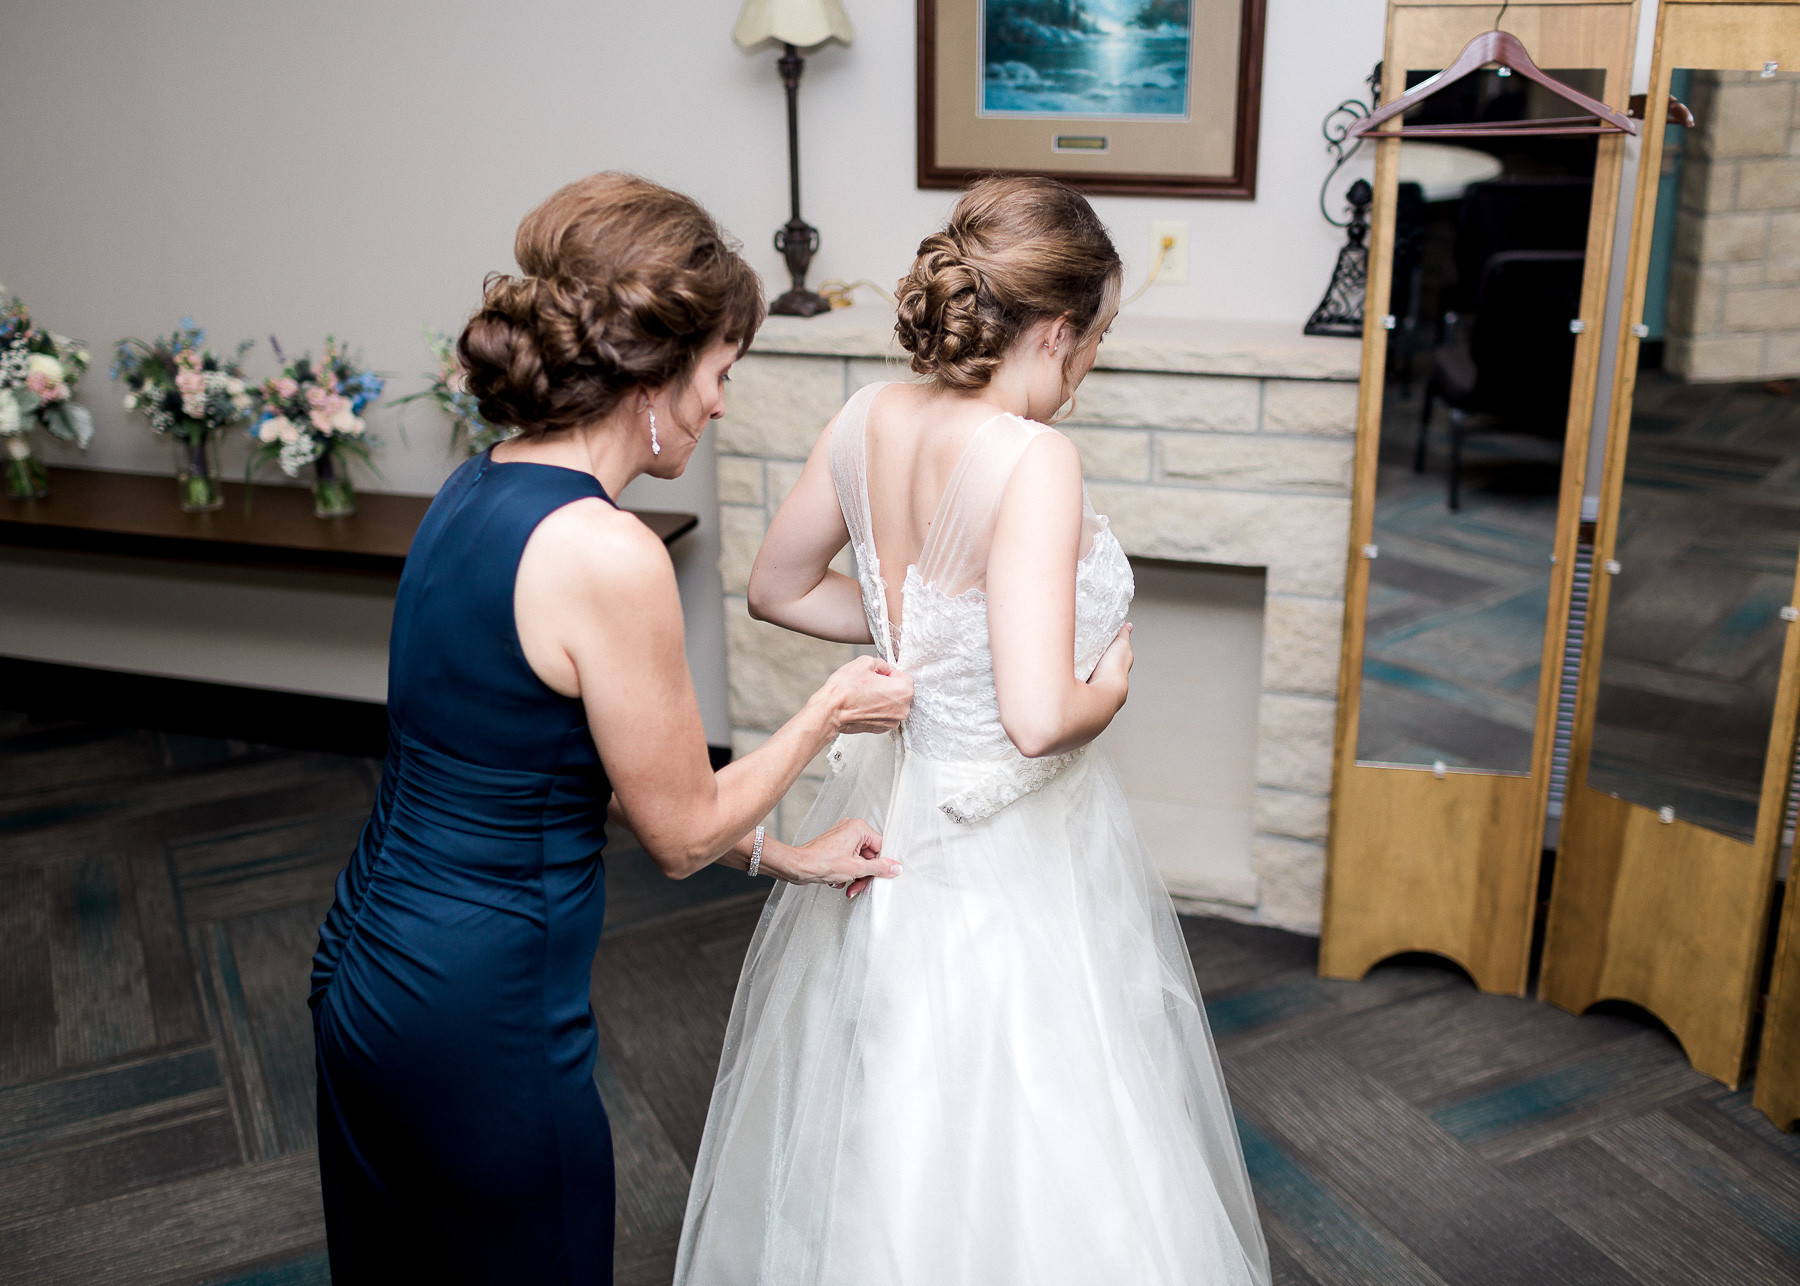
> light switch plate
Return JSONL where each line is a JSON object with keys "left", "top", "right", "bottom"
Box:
{"left": 1150, "top": 221, "right": 1189, "bottom": 286}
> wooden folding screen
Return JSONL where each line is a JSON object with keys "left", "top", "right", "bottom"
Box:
{"left": 1542, "top": 0, "right": 1800, "bottom": 1093}
{"left": 1321, "top": 0, "right": 1640, "bottom": 995}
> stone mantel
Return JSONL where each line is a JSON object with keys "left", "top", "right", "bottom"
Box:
{"left": 718, "top": 306, "right": 1361, "bottom": 933}
{"left": 750, "top": 307, "right": 1362, "bottom": 381}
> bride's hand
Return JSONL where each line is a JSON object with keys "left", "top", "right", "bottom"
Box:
{"left": 761, "top": 817, "right": 900, "bottom": 898}
{"left": 1088, "top": 622, "right": 1133, "bottom": 707}
{"left": 811, "top": 656, "right": 914, "bottom": 736}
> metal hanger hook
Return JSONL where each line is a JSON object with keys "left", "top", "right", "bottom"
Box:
{"left": 1493, "top": 0, "right": 1509, "bottom": 30}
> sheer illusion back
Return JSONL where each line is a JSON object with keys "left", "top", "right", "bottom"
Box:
{"left": 830, "top": 381, "right": 1132, "bottom": 777}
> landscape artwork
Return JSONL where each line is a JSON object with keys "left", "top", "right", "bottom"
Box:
{"left": 981, "top": 0, "right": 1193, "bottom": 119}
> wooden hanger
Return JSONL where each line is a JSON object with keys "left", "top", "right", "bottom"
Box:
{"left": 1349, "top": 30, "right": 1638, "bottom": 140}
{"left": 1628, "top": 94, "right": 1697, "bottom": 128}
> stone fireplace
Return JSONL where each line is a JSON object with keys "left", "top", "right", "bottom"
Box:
{"left": 1667, "top": 69, "right": 1800, "bottom": 382}
{"left": 714, "top": 309, "right": 1359, "bottom": 932}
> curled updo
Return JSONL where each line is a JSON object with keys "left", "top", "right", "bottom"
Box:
{"left": 895, "top": 176, "right": 1122, "bottom": 392}
{"left": 459, "top": 173, "right": 764, "bottom": 437}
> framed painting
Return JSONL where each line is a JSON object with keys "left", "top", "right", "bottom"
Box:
{"left": 916, "top": 0, "right": 1267, "bottom": 199}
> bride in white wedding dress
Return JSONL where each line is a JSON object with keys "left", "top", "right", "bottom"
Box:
{"left": 675, "top": 177, "right": 1271, "bottom": 1286}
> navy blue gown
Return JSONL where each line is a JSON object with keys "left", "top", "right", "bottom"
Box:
{"left": 311, "top": 454, "right": 618, "bottom": 1285}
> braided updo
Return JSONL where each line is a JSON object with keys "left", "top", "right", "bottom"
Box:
{"left": 458, "top": 173, "right": 764, "bottom": 437}
{"left": 895, "top": 176, "right": 1121, "bottom": 392}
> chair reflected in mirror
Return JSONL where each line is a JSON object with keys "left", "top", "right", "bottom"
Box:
{"left": 1355, "top": 120, "right": 1604, "bottom": 775}
{"left": 1417, "top": 249, "right": 1586, "bottom": 509}
{"left": 1387, "top": 181, "right": 1429, "bottom": 394}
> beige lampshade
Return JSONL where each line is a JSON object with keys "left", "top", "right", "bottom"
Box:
{"left": 732, "top": 0, "right": 854, "bottom": 51}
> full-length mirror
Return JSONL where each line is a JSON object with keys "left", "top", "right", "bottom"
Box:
{"left": 1354, "top": 68, "right": 1604, "bottom": 772}
{"left": 1584, "top": 68, "right": 1800, "bottom": 841}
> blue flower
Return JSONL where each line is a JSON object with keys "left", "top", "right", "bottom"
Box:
{"left": 345, "top": 370, "right": 386, "bottom": 412}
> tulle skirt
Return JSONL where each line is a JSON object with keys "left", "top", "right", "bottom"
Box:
{"left": 674, "top": 733, "right": 1272, "bottom": 1286}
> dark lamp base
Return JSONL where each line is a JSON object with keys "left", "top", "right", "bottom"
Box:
{"left": 770, "top": 288, "right": 833, "bottom": 318}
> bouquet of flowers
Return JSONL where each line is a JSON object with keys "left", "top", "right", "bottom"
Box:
{"left": 114, "top": 320, "right": 254, "bottom": 512}
{"left": 0, "top": 291, "right": 94, "bottom": 501}
{"left": 391, "top": 329, "right": 514, "bottom": 456}
{"left": 250, "top": 336, "right": 384, "bottom": 518}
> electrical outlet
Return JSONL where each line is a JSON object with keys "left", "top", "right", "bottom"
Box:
{"left": 1149, "top": 221, "right": 1189, "bottom": 286}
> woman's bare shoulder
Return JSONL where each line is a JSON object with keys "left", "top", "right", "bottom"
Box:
{"left": 1008, "top": 426, "right": 1082, "bottom": 484}
{"left": 528, "top": 497, "right": 673, "bottom": 600}
{"left": 868, "top": 382, "right": 1024, "bottom": 447}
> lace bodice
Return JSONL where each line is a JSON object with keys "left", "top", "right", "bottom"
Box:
{"left": 829, "top": 383, "right": 1134, "bottom": 821}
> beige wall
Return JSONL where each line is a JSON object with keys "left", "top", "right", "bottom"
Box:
{"left": 1668, "top": 70, "right": 1800, "bottom": 383}
{"left": 0, "top": 0, "right": 1385, "bottom": 729}
{"left": 0, "top": 550, "right": 393, "bottom": 702}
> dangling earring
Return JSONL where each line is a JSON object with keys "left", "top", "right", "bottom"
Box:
{"left": 647, "top": 406, "right": 662, "bottom": 456}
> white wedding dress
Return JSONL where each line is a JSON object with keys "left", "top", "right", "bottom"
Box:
{"left": 674, "top": 383, "right": 1271, "bottom": 1286}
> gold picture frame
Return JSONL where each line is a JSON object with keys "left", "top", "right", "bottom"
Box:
{"left": 916, "top": 0, "right": 1268, "bottom": 198}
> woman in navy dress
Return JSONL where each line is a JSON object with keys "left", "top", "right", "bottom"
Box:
{"left": 309, "top": 173, "right": 912, "bottom": 1285}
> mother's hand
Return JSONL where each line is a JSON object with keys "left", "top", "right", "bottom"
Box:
{"left": 813, "top": 656, "right": 914, "bottom": 736}
{"left": 761, "top": 817, "right": 900, "bottom": 899}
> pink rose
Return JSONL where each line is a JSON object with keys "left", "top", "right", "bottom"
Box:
{"left": 25, "top": 371, "right": 68, "bottom": 401}
{"left": 275, "top": 378, "right": 299, "bottom": 399}
{"left": 311, "top": 392, "right": 355, "bottom": 432}
{"left": 175, "top": 369, "right": 205, "bottom": 395}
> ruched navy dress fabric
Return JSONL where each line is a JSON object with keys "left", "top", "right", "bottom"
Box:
{"left": 311, "top": 454, "right": 618, "bottom": 1285}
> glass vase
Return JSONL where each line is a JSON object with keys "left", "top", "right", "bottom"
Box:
{"left": 173, "top": 433, "right": 224, "bottom": 513}
{"left": 4, "top": 432, "right": 49, "bottom": 501}
{"left": 313, "top": 450, "right": 357, "bottom": 519}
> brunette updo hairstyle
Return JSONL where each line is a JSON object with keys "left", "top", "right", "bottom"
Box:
{"left": 895, "top": 176, "right": 1122, "bottom": 392}
{"left": 459, "top": 173, "right": 764, "bottom": 437}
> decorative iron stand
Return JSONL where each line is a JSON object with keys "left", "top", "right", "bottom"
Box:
{"left": 1304, "top": 64, "right": 1382, "bottom": 338}
{"left": 770, "top": 43, "right": 831, "bottom": 318}
{"left": 1304, "top": 180, "right": 1374, "bottom": 338}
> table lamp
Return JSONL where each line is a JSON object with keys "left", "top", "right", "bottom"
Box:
{"left": 733, "top": 0, "right": 854, "bottom": 317}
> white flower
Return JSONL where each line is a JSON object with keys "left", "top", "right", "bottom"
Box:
{"left": 329, "top": 405, "right": 362, "bottom": 435}
{"left": 278, "top": 434, "right": 323, "bottom": 476}
{"left": 223, "top": 377, "right": 245, "bottom": 396}
{"left": 123, "top": 393, "right": 138, "bottom": 411}
{"left": 181, "top": 392, "right": 207, "bottom": 418}
{"left": 258, "top": 414, "right": 297, "bottom": 443}
{"left": 0, "top": 389, "right": 18, "bottom": 432}
{"left": 26, "top": 353, "right": 63, "bottom": 383}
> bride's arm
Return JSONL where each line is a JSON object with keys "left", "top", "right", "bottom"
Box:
{"left": 746, "top": 414, "right": 874, "bottom": 644}
{"left": 988, "top": 433, "right": 1133, "bottom": 759}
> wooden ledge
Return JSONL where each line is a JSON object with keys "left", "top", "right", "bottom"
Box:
{"left": 0, "top": 466, "right": 697, "bottom": 577}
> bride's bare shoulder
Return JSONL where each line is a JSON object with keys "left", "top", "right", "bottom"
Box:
{"left": 868, "top": 381, "right": 1023, "bottom": 440}
{"left": 1010, "top": 427, "right": 1082, "bottom": 484}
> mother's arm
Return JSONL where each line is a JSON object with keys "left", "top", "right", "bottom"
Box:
{"left": 517, "top": 498, "right": 909, "bottom": 883}
{"left": 747, "top": 414, "right": 872, "bottom": 644}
